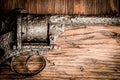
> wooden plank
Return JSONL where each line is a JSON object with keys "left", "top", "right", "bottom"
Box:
{"left": 0, "top": 0, "right": 119, "bottom": 16}
{"left": 47, "top": 0, "right": 55, "bottom": 14}
{"left": 0, "top": 25, "right": 120, "bottom": 79}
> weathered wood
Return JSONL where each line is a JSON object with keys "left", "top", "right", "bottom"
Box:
{"left": 0, "top": 0, "right": 119, "bottom": 16}
{"left": 0, "top": 25, "right": 120, "bottom": 79}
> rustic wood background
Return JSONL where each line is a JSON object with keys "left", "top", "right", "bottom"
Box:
{"left": 0, "top": 25, "right": 120, "bottom": 80}
{"left": 0, "top": 0, "right": 119, "bottom": 16}
{"left": 0, "top": 0, "right": 120, "bottom": 80}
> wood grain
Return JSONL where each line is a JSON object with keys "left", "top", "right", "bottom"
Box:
{"left": 0, "top": 25, "right": 120, "bottom": 80}
{"left": 0, "top": 0, "right": 119, "bottom": 16}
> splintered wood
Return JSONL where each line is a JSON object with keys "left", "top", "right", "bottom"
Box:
{"left": 0, "top": 25, "right": 120, "bottom": 80}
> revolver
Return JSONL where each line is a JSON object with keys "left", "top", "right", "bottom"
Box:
{"left": 0, "top": 8, "right": 119, "bottom": 77}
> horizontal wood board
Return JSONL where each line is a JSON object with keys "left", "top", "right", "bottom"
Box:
{"left": 0, "top": 25, "right": 120, "bottom": 80}
{"left": 0, "top": 0, "right": 119, "bottom": 16}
